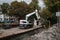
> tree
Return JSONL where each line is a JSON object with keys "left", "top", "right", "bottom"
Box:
{"left": 29, "top": 0, "right": 40, "bottom": 12}
{"left": 41, "top": 8, "right": 52, "bottom": 20}
{"left": 41, "top": 8, "right": 57, "bottom": 25}
{"left": 1, "top": 3, "right": 9, "bottom": 14}
{"left": 43, "top": 0, "right": 60, "bottom": 12}
{"left": 9, "top": 0, "right": 41, "bottom": 20}
{"left": 8, "top": 1, "right": 30, "bottom": 19}
{"left": 42, "top": 0, "right": 59, "bottom": 25}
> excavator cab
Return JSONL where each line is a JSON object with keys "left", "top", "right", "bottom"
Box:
{"left": 19, "top": 20, "right": 33, "bottom": 29}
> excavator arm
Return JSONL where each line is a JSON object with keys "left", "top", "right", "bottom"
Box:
{"left": 26, "top": 9, "right": 40, "bottom": 21}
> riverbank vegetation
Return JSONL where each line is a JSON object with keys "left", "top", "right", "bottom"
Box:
{"left": 0, "top": 0, "right": 60, "bottom": 28}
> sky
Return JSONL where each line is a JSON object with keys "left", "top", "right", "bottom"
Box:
{"left": 0, "top": 0, "right": 45, "bottom": 9}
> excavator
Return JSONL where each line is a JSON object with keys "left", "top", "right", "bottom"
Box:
{"left": 19, "top": 9, "right": 41, "bottom": 29}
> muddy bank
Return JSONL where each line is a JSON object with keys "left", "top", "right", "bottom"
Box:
{"left": 1, "top": 24, "right": 59, "bottom": 40}
{"left": 0, "top": 27, "right": 45, "bottom": 40}
{"left": 23, "top": 25, "right": 60, "bottom": 40}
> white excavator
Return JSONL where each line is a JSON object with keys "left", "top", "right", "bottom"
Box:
{"left": 19, "top": 9, "right": 41, "bottom": 29}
